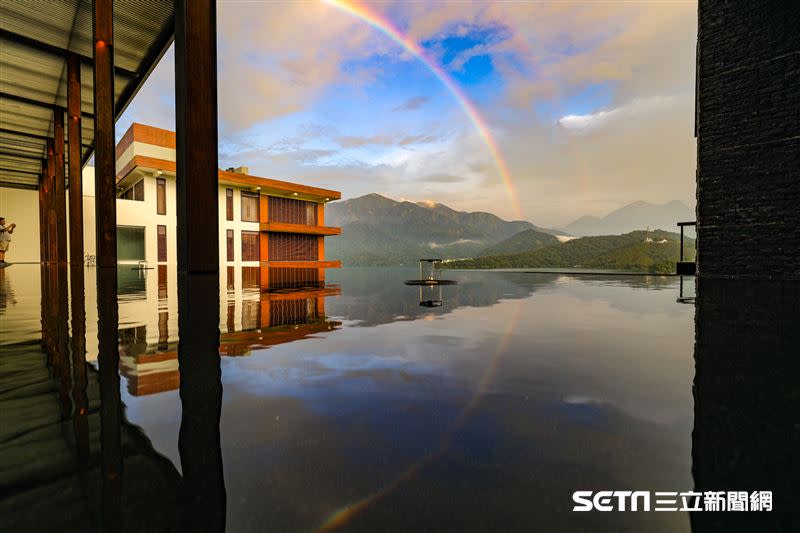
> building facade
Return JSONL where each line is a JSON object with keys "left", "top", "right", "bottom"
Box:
{"left": 83, "top": 122, "right": 341, "bottom": 290}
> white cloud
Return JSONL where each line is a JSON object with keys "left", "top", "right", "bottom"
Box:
{"left": 558, "top": 96, "right": 679, "bottom": 132}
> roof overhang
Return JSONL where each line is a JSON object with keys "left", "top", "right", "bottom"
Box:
{"left": 0, "top": 1, "right": 175, "bottom": 189}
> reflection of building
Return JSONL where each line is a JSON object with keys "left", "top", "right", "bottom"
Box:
{"left": 692, "top": 278, "right": 799, "bottom": 528}
{"left": 119, "top": 279, "right": 341, "bottom": 396}
{"left": 82, "top": 123, "right": 341, "bottom": 290}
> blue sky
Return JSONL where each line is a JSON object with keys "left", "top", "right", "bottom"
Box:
{"left": 120, "top": 1, "right": 698, "bottom": 226}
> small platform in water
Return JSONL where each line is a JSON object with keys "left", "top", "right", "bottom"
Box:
{"left": 404, "top": 279, "right": 457, "bottom": 285}
{"left": 404, "top": 258, "right": 458, "bottom": 285}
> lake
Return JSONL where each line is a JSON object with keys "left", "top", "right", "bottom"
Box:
{"left": 1, "top": 264, "right": 796, "bottom": 532}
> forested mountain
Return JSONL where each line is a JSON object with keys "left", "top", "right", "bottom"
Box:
{"left": 325, "top": 194, "right": 561, "bottom": 265}
{"left": 446, "top": 230, "right": 695, "bottom": 273}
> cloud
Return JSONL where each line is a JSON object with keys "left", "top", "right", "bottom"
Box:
{"left": 557, "top": 96, "right": 677, "bottom": 132}
{"left": 393, "top": 96, "right": 430, "bottom": 111}
{"left": 397, "top": 134, "right": 438, "bottom": 146}
{"left": 119, "top": 1, "right": 699, "bottom": 229}
{"left": 270, "top": 149, "right": 337, "bottom": 164}
{"left": 419, "top": 173, "right": 467, "bottom": 183}
{"left": 335, "top": 134, "right": 396, "bottom": 148}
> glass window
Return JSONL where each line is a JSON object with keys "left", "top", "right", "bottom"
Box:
{"left": 241, "top": 191, "right": 259, "bottom": 222}
{"left": 226, "top": 229, "right": 234, "bottom": 262}
{"left": 241, "top": 230, "right": 260, "bottom": 261}
{"left": 119, "top": 179, "right": 144, "bottom": 201}
{"left": 156, "top": 178, "right": 166, "bottom": 214}
{"left": 116, "top": 226, "right": 145, "bottom": 261}
{"left": 157, "top": 225, "right": 167, "bottom": 262}
{"left": 226, "top": 189, "right": 233, "bottom": 221}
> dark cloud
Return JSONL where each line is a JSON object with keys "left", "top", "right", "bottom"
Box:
{"left": 392, "top": 96, "right": 430, "bottom": 111}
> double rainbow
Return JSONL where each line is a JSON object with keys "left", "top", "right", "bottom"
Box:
{"left": 323, "top": 0, "right": 523, "bottom": 220}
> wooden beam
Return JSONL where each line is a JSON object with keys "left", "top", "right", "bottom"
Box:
{"left": 45, "top": 140, "right": 57, "bottom": 264}
{"left": 53, "top": 109, "right": 67, "bottom": 264}
{"left": 92, "top": 2, "right": 122, "bottom": 531}
{"left": 38, "top": 168, "right": 47, "bottom": 263}
{"left": 175, "top": 0, "right": 226, "bottom": 529}
{"left": 67, "top": 54, "right": 84, "bottom": 265}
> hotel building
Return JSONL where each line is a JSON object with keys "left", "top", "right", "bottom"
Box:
{"left": 81, "top": 122, "right": 341, "bottom": 290}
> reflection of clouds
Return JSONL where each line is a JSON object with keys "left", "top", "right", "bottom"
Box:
{"left": 118, "top": 269, "right": 696, "bottom": 532}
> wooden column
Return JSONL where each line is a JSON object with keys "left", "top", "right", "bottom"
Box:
{"left": 45, "top": 140, "right": 57, "bottom": 264}
{"left": 175, "top": 0, "right": 226, "bottom": 530}
{"left": 67, "top": 53, "right": 84, "bottom": 265}
{"left": 38, "top": 165, "right": 48, "bottom": 264}
{"left": 93, "top": 1, "right": 122, "bottom": 530}
{"left": 53, "top": 109, "right": 67, "bottom": 264}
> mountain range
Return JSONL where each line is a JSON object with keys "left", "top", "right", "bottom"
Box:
{"left": 325, "top": 193, "right": 560, "bottom": 266}
{"left": 324, "top": 194, "right": 696, "bottom": 267}
{"left": 563, "top": 200, "right": 695, "bottom": 237}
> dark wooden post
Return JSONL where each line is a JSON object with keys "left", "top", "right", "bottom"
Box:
{"left": 93, "top": 0, "right": 122, "bottom": 530}
{"left": 38, "top": 165, "right": 47, "bottom": 264}
{"left": 175, "top": 0, "right": 226, "bottom": 529}
{"left": 53, "top": 109, "right": 67, "bottom": 264}
{"left": 680, "top": 226, "right": 685, "bottom": 262}
{"left": 45, "top": 140, "right": 57, "bottom": 264}
{"left": 67, "top": 53, "right": 84, "bottom": 265}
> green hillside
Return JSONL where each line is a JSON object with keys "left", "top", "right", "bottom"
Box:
{"left": 478, "top": 228, "right": 560, "bottom": 257}
{"left": 445, "top": 230, "right": 695, "bottom": 273}
{"left": 325, "top": 193, "right": 560, "bottom": 266}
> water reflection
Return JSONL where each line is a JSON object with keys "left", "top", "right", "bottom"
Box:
{"left": 691, "top": 278, "right": 799, "bottom": 531}
{"left": 0, "top": 265, "right": 797, "bottom": 532}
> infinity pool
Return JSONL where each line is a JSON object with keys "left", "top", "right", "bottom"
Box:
{"left": 5, "top": 264, "right": 790, "bottom": 532}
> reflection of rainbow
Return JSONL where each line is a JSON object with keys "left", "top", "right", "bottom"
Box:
{"left": 315, "top": 300, "right": 523, "bottom": 532}
{"left": 323, "top": 0, "right": 524, "bottom": 220}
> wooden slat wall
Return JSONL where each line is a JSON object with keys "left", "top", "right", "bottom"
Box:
{"left": 268, "top": 233, "right": 318, "bottom": 261}
{"left": 268, "top": 196, "right": 317, "bottom": 225}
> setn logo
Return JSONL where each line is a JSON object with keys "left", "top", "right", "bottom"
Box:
{"left": 573, "top": 491, "right": 651, "bottom": 512}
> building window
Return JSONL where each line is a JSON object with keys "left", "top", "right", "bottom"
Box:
{"left": 226, "top": 229, "right": 234, "bottom": 262}
{"left": 241, "top": 191, "right": 259, "bottom": 222}
{"left": 268, "top": 233, "right": 318, "bottom": 261}
{"left": 117, "top": 226, "right": 145, "bottom": 261}
{"left": 241, "top": 230, "right": 259, "bottom": 261}
{"left": 268, "top": 196, "right": 317, "bottom": 225}
{"left": 157, "top": 225, "right": 167, "bottom": 262}
{"left": 226, "top": 188, "right": 233, "bottom": 221}
{"left": 156, "top": 178, "right": 166, "bottom": 215}
{"left": 120, "top": 179, "right": 144, "bottom": 201}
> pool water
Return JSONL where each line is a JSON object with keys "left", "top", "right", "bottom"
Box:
{"left": 1, "top": 264, "right": 795, "bottom": 532}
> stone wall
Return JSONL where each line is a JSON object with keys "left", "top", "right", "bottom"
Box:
{"left": 696, "top": 1, "right": 800, "bottom": 278}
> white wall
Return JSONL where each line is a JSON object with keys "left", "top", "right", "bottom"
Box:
{"left": 83, "top": 167, "right": 262, "bottom": 267}
{"left": 0, "top": 187, "right": 40, "bottom": 263}
{"left": 218, "top": 186, "right": 261, "bottom": 266}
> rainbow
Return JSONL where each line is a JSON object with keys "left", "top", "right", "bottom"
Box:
{"left": 323, "top": 0, "right": 524, "bottom": 220}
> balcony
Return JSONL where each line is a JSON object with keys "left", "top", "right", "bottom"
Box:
{"left": 259, "top": 221, "right": 341, "bottom": 236}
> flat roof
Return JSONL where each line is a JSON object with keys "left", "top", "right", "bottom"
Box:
{"left": 0, "top": 1, "right": 175, "bottom": 189}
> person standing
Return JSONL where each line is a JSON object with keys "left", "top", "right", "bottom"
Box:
{"left": 0, "top": 217, "right": 16, "bottom": 264}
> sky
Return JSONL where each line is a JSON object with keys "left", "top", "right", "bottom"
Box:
{"left": 119, "top": 0, "right": 698, "bottom": 228}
